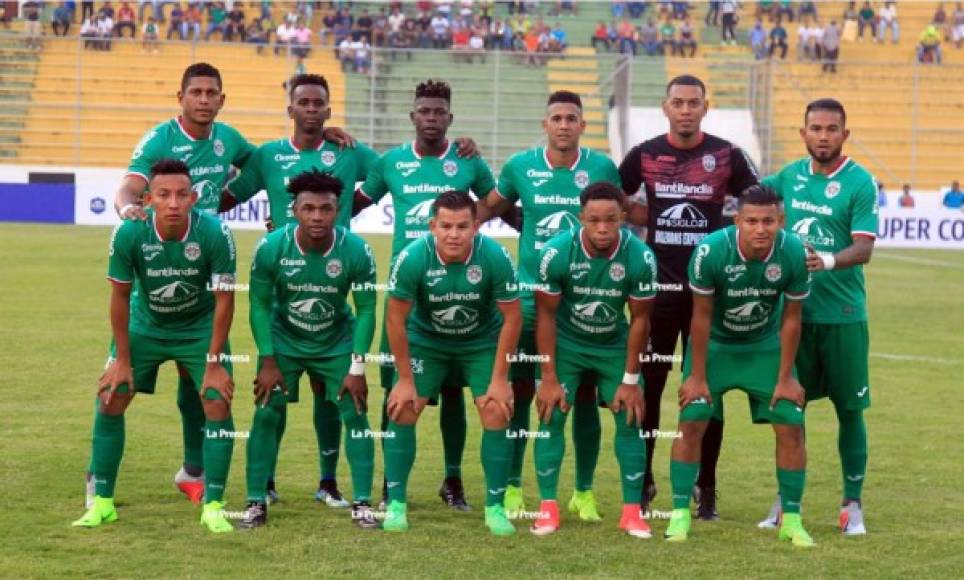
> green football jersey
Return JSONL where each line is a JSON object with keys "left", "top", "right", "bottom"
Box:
{"left": 107, "top": 209, "right": 237, "bottom": 340}
{"left": 688, "top": 226, "right": 810, "bottom": 346}
{"left": 127, "top": 118, "right": 255, "bottom": 215}
{"left": 538, "top": 227, "right": 657, "bottom": 356}
{"left": 359, "top": 141, "right": 497, "bottom": 258}
{"left": 227, "top": 137, "right": 379, "bottom": 228}
{"left": 498, "top": 146, "right": 621, "bottom": 312}
{"left": 249, "top": 224, "right": 377, "bottom": 358}
{"left": 763, "top": 156, "right": 878, "bottom": 324}
{"left": 387, "top": 233, "right": 518, "bottom": 350}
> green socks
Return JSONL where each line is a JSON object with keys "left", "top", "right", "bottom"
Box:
{"left": 202, "top": 389, "right": 234, "bottom": 503}
{"left": 777, "top": 468, "right": 806, "bottom": 514}
{"left": 613, "top": 411, "right": 646, "bottom": 503}
{"left": 506, "top": 394, "right": 533, "bottom": 487}
{"left": 384, "top": 421, "right": 415, "bottom": 503}
{"left": 176, "top": 376, "right": 205, "bottom": 472}
{"left": 440, "top": 388, "right": 466, "bottom": 479}
{"left": 341, "top": 405, "right": 374, "bottom": 502}
{"left": 572, "top": 397, "right": 601, "bottom": 492}
{"left": 91, "top": 408, "right": 125, "bottom": 497}
{"left": 533, "top": 408, "right": 567, "bottom": 501}
{"left": 837, "top": 408, "right": 868, "bottom": 501}
{"left": 268, "top": 404, "right": 287, "bottom": 480}
{"left": 245, "top": 392, "right": 286, "bottom": 503}
{"left": 670, "top": 460, "right": 700, "bottom": 509}
{"left": 481, "top": 428, "right": 512, "bottom": 506}
{"left": 314, "top": 396, "right": 341, "bottom": 480}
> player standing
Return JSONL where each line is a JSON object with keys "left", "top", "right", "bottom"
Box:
{"left": 618, "top": 75, "right": 759, "bottom": 519}
{"left": 240, "top": 170, "right": 379, "bottom": 530}
{"left": 74, "top": 159, "right": 239, "bottom": 533}
{"left": 382, "top": 191, "right": 521, "bottom": 534}
{"left": 530, "top": 182, "right": 656, "bottom": 538}
{"left": 664, "top": 185, "right": 814, "bottom": 547}
{"left": 357, "top": 80, "right": 498, "bottom": 509}
{"left": 475, "top": 91, "right": 622, "bottom": 520}
{"left": 757, "top": 98, "right": 877, "bottom": 535}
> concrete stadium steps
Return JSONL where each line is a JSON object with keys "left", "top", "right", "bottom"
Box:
{"left": 0, "top": 30, "right": 39, "bottom": 160}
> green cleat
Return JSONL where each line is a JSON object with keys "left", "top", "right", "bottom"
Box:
{"left": 200, "top": 501, "right": 234, "bottom": 534}
{"left": 778, "top": 513, "right": 815, "bottom": 548}
{"left": 72, "top": 496, "right": 117, "bottom": 528}
{"left": 382, "top": 501, "right": 409, "bottom": 532}
{"left": 503, "top": 485, "right": 525, "bottom": 514}
{"left": 664, "top": 508, "right": 691, "bottom": 542}
{"left": 568, "top": 490, "right": 602, "bottom": 522}
{"left": 484, "top": 504, "right": 517, "bottom": 536}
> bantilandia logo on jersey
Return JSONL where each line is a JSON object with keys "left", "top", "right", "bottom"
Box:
{"left": 792, "top": 217, "right": 835, "bottom": 247}
{"left": 573, "top": 301, "right": 619, "bottom": 324}
{"left": 289, "top": 297, "right": 335, "bottom": 321}
{"left": 431, "top": 305, "right": 479, "bottom": 327}
{"left": 657, "top": 203, "right": 709, "bottom": 229}
{"left": 725, "top": 300, "right": 771, "bottom": 322}
{"left": 535, "top": 211, "right": 579, "bottom": 237}
{"left": 404, "top": 200, "right": 435, "bottom": 225}
{"left": 149, "top": 281, "right": 198, "bottom": 302}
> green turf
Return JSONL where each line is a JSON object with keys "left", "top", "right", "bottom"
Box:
{"left": 1, "top": 224, "right": 962, "bottom": 578}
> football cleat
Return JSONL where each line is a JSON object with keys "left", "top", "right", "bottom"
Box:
{"left": 484, "top": 504, "right": 516, "bottom": 536}
{"left": 778, "top": 513, "right": 815, "bottom": 548}
{"left": 265, "top": 478, "right": 280, "bottom": 505}
{"left": 72, "top": 496, "right": 117, "bottom": 528}
{"left": 174, "top": 467, "right": 205, "bottom": 505}
{"left": 839, "top": 500, "right": 867, "bottom": 535}
{"left": 200, "top": 501, "right": 234, "bottom": 534}
{"left": 315, "top": 479, "right": 350, "bottom": 508}
{"left": 693, "top": 485, "right": 720, "bottom": 521}
{"left": 503, "top": 484, "right": 525, "bottom": 514}
{"left": 439, "top": 477, "right": 471, "bottom": 511}
{"left": 382, "top": 501, "right": 408, "bottom": 532}
{"left": 530, "top": 500, "right": 560, "bottom": 536}
{"left": 237, "top": 502, "right": 267, "bottom": 530}
{"left": 568, "top": 489, "right": 602, "bottom": 522}
{"left": 619, "top": 504, "right": 652, "bottom": 539}
{"left": 351, "top": 501, "right": 380, "bottom": 530}
{"left": 757, "top": 493, "right": 783, "bottom": 529}
{"left": 664, "top": 508, "right": 691, "bottom": 542}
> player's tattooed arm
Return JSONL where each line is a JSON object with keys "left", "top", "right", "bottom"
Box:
{"left": 771, "top": 299, "right": 806, "bottom": 409}
{"left": 201, "top": 289, "right": 235, "bottom": 404}
{"left": 535, "top": 290, "right": 568, "bottom": 422}
{"left": 678, "top": 294, "right": 713, "bottom": 409}
{"left": 475, "top": 189, "right": 516, "bottom": 223}
{"left": 805, "top": 236, "right": 874, "bottom": 272}
{"left": 99, "top": 281, "right": 135, "bottom": 406}
{"left": 114, "top": 174, "right": 148, "bottom": 219}
{"left": 479, "top": 299, "right": 522, "bottom": 422}
{"left": 612, "top": 298, "right": 654, "bottom": 427}
{"left": 386, "top": 297, "right": 421, "bottom": 420}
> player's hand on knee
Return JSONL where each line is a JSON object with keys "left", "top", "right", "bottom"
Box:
{"left": 770, "top": 376, "right": 806, "bottom": 410}
{"left": 479, "top": 376, "right": 514, "bottom": 423}
{"left": 612, "top": 383, "right": 645, "bottom": 427}
{"left": 98, "top": 357, "right": 135, "bottom": 406}
{"left": 202, "top": 362, "right": 235, "bottom": 403}
{"left": 535, "top": 377, "right": 568, "bottom": 424}
{"left": 339, "top": 374, "right": 368, "bottom": 415}
{"left": 678, "top": 375, "right": 711, "bottom": 409}
{"left": 253, "top": 356, "right": 286, "bottom": 406}
{"left": 387, "top": 377, "right": 418, "bottom": 421}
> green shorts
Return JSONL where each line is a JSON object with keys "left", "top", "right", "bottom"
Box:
{"left": 397, "top": 343, "right": 495, "bottom": 401}
{"left": 553, "top": 345, "right": 637, "bottom": 405}
{"left": 261, "top": 352, "right": 351, "bottom": 404}
{"left": 679, "top": 341, "right": 804, "bottom": 426}
{"left": 797, "top": 322, "right": 870, "bottom": 411}
{"left": 379, "top": 315, "right": 466, "bottom": 396}
{"left": 107, "top": 333, "right": 233, "bottom": 395}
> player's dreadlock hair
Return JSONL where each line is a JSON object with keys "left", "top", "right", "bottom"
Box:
{"left": 737, "top": 184, "right": 783, "bottom": 209}
{"left": 286, "top": 168, "right": 344, "bottom": 202}
{"left": 414, "top": 79, "right": 452, "bottom": 103}
{"left": 805, "top": 98, "right": 847, "bottom": 127}
{"left": 579, "top": 181, "right": 625, "bottom": 207}
{"left": 547, "top": 90, "right": 582, "bottom": 110}
{"left": 181, "top": 62, "right": 222, "bottom": 92}
{"left": 665, "top": 74, "right": 706, "bottom": 97}
{"left": 432, "top": 190, "right": 476, "bottom": 217}
{"left": 288, "top": 73, "right": 330, "bottom": 101}
{"left": 149, "top": 158, "right": 191, "bottom": 181}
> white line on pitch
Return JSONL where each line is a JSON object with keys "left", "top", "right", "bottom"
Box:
{"left": 870, "top": 352, "right": 960, "bottom": 364}
{"left": 874, "top": 253, "right": 964, "bottom": 269}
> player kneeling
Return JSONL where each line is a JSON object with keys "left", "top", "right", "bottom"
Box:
{"left": 73, "top": 159, "right": 239, "bottom": 533}
{"left": 239, "top": 169, "right": 379, "bottom": 530}
{"left": 664, "top": 185, "right": 814, "bottom": 547}
{"left": 530, "top": 182, "right": 657, "bottom": 539}
{"left": 382, "top": 191, "right": 521, "bottom": 535}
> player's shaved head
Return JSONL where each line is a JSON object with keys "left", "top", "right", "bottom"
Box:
{"left": 181, "top": 62, "right": 222, "bottom": 93}
{"left": 287, "top": 168, "right": 343, "bottom": 202}
{"left": 805, "top": 98, "right": 847, "bottom": 127}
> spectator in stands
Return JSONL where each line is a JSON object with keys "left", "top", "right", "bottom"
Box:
{"left": 757, "top": 0, "right": 776, "bottom": 23}
{"left": 20, "top": 0, "right": 41, "bottom": 50}
{"left": 776, "top": 0, "right": 795, "bottom": 23}
{"left": 878, "top": 1, "right": 898, "bottom": 43}
{"left": 706, "top": 1, "right": 720, "bottom": 26}
{"left": 182, "top": 2, "right": 200, "bottom": 41}
{"left": 353, "top": 36, "right": 371, "bottom": 73}
{"left": 592, "top": 20, "right": 610, "bottom": 51}
{"left": 356, "top": 8, "right": 374, "bottom": 43}
{"left": 115, "top": 2, "right": 135, "bottom": 38}
{"left": 468, "top": 26, "right": 487, "bottom": 62}
{"left": 96, "top": 12, "right": 114, "bottom": 50}
{"left": 803, "top": 17, "right": 823, "bottom": 61}
{"left": 943, "top": 181, "right": 964, "bottom": 208}
{"left": 551, "top": 21, "right": 568, "bottom": 49}
{"left": 142, "top": 15, "right": 160, "bottom": 52}
{"left": 99, "top": 1, "right": 115, "bottom": 21}
{"left": 333, "top": 15, "right": 351, "bottom": 52}
{"left": 451, "top": 20, "right": 470, "bottom": 60}
{"left": 319, "top": 8, "right": 336, "bottom": 46}
{"left": 52, "top": 2, "right": 72, "bottom": 36}
{"left": 292, "top": 20, "right": 311, "bottom": 57}
{"left": 842, "top": 2, "right": 858, "bottom": 31}
{"left": 953, "top": 2, "right": 964, "bottom": 48}
{"left": 204, "top": 2, "right": 226, "bottom": 41}
{"left": 720, "top": 0, "right": 738, "bottom": 45}
{"left": 660, "top": 17, "right": 678, "bottom": 55}
{"left": 555, "top": 0, "right": 578, "bottom": 17}
{"left": 275, "top": 19, "right": 295, "bottom": 55}
{"left": 877, "top": 182, "right": 887, "bottom": 208}
{"left": 678, "top": 18, "right": 697, "bottom": 56}
{"left": 796, "top": 18, "right": 811, "bottom": 60}
{"left": 899, "top": 184, "right": 916, "bottom": 208}
{"left": 523, "top": 27, "right": 541, "bottom": 65}
{"left": 672, "top": 2, "right": 689, "bottom": 21}
{"left": 81, "top": 0, "right": 95, "bottom": 23}
{"left": 751, "top": 19, "right": 768, "bottom": 59}
{"left": 799, "top": 1, "right": 817, "bottom": 21}
{"left": 392, "top": 17, "right": 416, "bottom": 60}
{"left": 246, "top": 18, "right": 267, "bottom": 54}
{"left": 612, "top": 2, "right": 626, "bottom": 19}
{"left": 918, "top": 24, "right": 943, "bottom": 63}
{"left": 629, "top": 2, "right": 648, "bottom": 19}
{"left": 388, "top": 6, "right": 406, "bottom": 46}
{"left": 81, "top": 16, "right": 99, "bottom": 48}
{"left": 640, "top": 19, "right": 661, "bottom": 55}
{"left": 769, "top": 18, "right": 789, "bottom": 58}
{"left": 338, "top": 35, "right": 355, "bottom": 71}
{"left": 934, "top": 3, "right": 949, "bottom": 40}
{"left": 822, "top": 19, "right": 840, "bottom": 73}
{"left": 618, "top": 17, "right": 637, "bottom": 54}
{"left": 431, "top": 11, "right": 450, "bottom": 48}
{"left": 857, "top": 1, "right": 875, "bottom": 41}
{"left": 167, "top": 3, "right": 183, "bottom": 40}
{"left": 224, "top": 4, "right": 246, "bottom": 42}
{"left": 372, "top": 7, "right": 389, "bottom": 47}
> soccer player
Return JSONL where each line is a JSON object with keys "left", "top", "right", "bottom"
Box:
{"left": 664, "top": 185, "right": 814, "bottom": 547}
{"left": 74, "top": 159, "right": 239, "bottom": 533}
{"left": 619, "top": 74, "right": 759, "bottom": 519}
{"left": 240, "top": 169, "right": 378, "bottom": 530}
{"left": 476, "top": 90, "right": 622, "bottom": 520}
{"left": 381, "top": 191, "right": 521, "bottom": 535}
{"left": 758, "top": 98, "right": 877, "bottom": 535}
{"left": 530, "top": 182, "right": 657, "bottom": 538}
{"left": 357, "top": 79, "right": 498, "bottom": 509}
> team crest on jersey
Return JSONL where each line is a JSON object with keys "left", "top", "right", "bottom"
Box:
{"left": 466, "top": 265, "right": 483, "bottom": 284}
{"left": 702, "top": 154, "right": 716, "bottom": 172}
{"left": 443, "top": 160, "right": 458, "bottom": 177}
{"left": 825, "top": 181, "right": 841, "bottom": 199}
{"left": 609, "top": 262, "right": 626, "bottom": 282}
{"left": 764, "top": 263, "right": 782, "bottom": 282}
{"left": 321, "top": 150, "right": 336, "bottom": 166}
{"left": 213, "top": 139, "right": 225, "bottom": 157}
{"left": 184, "top": 242, "right": 201, "bottom": 261}
{"left": 326, "top": 259, "right": 343, "bottom": 278}
{"left": 574, "top": 170, "right": 590, "bottom": 189}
